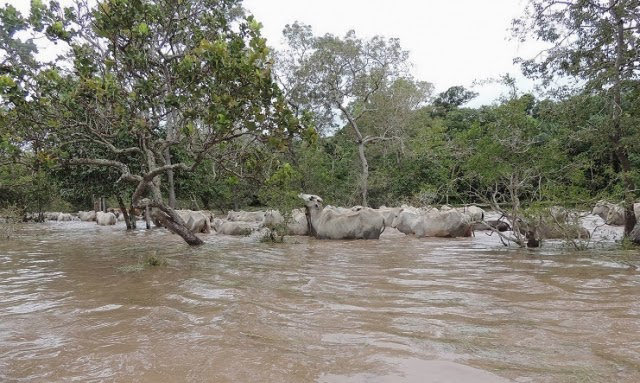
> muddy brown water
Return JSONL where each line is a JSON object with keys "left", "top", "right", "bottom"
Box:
{"left": 1, "top": 222, "right": 639, "bottom": 382}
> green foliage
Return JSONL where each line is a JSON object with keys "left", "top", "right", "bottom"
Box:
{"left": 0, "top": 0, "right": 301, "bottom": 226}
{"left": 295, "top": 138, "right": 358, "bottom": 206}
{"left": 0, "top": 0, "right": 636, "bottom": 238}
{"left": 145, "top": 253, "right": 168, "bottom": 267}
{"left": 261, "top": 162, "right": 301, "bottom": 207}
{"left": 514, "top": 0, "right": 639, "bottom": 235}
{"left": 0, "top": 156, "right": 57, "bottom": 216}
{"left": 458, "top": 95, "right": 568, "bottom": 203}
{"left": 0, "top": 204, "right": 20, "bottom": 238}
{"left": 259, "top": 162, "right": 301, "bottom": 237}
{"left": 432, "top": 85, "right": 478, "bottom": 116}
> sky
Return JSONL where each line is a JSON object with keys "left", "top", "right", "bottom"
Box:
{"left": 242, "top": 0, "right": 547, "bottom": 106}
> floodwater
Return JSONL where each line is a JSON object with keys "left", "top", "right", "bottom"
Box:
{"left": 0, "top": 221, "right": 639, "bottom": 382}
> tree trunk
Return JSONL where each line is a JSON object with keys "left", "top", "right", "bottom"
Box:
{"left": 154, "top": 211, "right": 203, "bottom": 245}
{"left": 630, "top": 223, "right": 640, "bottom": 245}
{"left": 164, "top": 147, "right": 177, "bottom": 209}
{"left": 337, "top": 103, "right": 370, "bottom": 207}
{"left": 128, "top": 203, "right": 137, "bottom": 229}
{"left": 190, "top": 193, "right": 200, "bottom": 210}
{"left": 134, "top": 138, "right": 202, "bottom": 245}
{"left": 144, "top": 182, "right": 203, "bottom": 246}
{"left": 357, "top": 141, "right": 369, "bottom": 207}
{"left": 610, "top": 2, "right": 637, "bottom": 236}
{"left": 233, "top": 188, "right": 239, "bottom": 211}
{"left": 116, "top": 194, "right": 132, "bottom": 230}
{"left": 145, "top": 205, "right": 151, "bottom": 230}
{"left": 150, "top": 200, "right": 204, "bottom": 246}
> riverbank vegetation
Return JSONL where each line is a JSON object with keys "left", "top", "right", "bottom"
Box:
{"left": 1, "top": 0, "right": 638, "bottom": 246}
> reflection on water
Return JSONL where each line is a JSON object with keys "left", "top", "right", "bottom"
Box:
{"left": 0, "top": 222, "right": 639, "bottom": 382}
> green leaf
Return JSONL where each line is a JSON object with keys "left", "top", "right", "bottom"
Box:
{"left": 0, "top": 75, "right": 16, "bottom": 89}
{"left": 136, "top": 22, "right": 149, "bottom": 36}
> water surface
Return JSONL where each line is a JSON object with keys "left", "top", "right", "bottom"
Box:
{"left": 1, "top": 222, "right": 639, "bottom": 382}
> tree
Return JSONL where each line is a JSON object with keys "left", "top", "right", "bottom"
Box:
{"left": 513, "top": 0, "right": 640, "bottom": 235}
{"left": 432, "top": 85, "right": 478, "bottom": 116}
{"left": 278, "top": 22, "right": 415, "bottom": 206}
{"left": 356, "top": 78, "right": 434, "bottom": 205}
{"left": 0, "top": 0, "right": 300, "bottom": 245}
{"left": 458, "top": 95, "right": 575, "bottom": 247}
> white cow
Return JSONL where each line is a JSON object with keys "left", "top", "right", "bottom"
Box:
{"left": 227, "top": 210, "right": 266, "bottom": 222}
{"left": 325, "top": 205, "right": 364, "bottom": 214}
{"left": 373, "top": 207, "right": 403, "bottom": 227}
{"left": 96, "top": 211, "right": 117, "bottom": 226}
{"left": 212, "top": 218, "right": 259, "bottom": 235}
{"left": 198, "top": 210, "right": 216, "bottom": 222}
{"left": 456, "top": 205, "right": 485, "bottom": 222}
{"left": 593, "top": 200, "right": 625, "bottom": 226}
{"left": 391, "top": 209, "right": 472, "bottom": 238}
{"left": 537, "top": 223, "right": 590, "bottom": 239}
{"left": 175, "top": 210, "right": 211, "bottom": 233}
{"left": 299, "top": 194, "right": 385, "bottom": 240}
{"left": 262, "top": 209, "right": 309, "bottom": 235}
{"left": 78, "top": 211, "right": 97, "bottom": 221}
{"left": 186, "top": 211, "right": 211, "bottom": 234}
{"left": 57, "top": 213, "right": 74, "bottom": 222}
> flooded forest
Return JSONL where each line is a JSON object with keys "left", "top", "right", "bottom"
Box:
{"left": 1, "top": 0, "right": 640, "bottom": 382}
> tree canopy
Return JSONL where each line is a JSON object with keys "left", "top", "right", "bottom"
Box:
{"left": 0, "top": 0, "right": 301, "bottom": 244}
{"left": 1, "top": 1, "right": 638, "bottom": 247}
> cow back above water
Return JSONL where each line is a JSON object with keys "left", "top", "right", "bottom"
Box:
{"left": 299, "top": 194, "right": 384, "bottom": 240}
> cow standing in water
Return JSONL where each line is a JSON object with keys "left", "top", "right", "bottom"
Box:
{"left": 298, "top": 194, "right": 385, "bottom": 240}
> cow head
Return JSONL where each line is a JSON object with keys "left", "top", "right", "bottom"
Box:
{"left": 212, "top": 218, "right": 224, "bottom": 232}
{"left": 298, "top": 193, "right": 323, "bottom": 210}
{"left": 390, "top": 208, "right": 405, "bottom": 228}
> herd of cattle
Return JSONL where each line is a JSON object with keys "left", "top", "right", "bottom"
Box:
{"left": 32, "top": 195, "right": 640, "bottom": 241}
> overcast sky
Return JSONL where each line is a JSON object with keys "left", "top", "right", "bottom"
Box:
{"left": 243, "top": 0, "right": 546, "bottom": 106}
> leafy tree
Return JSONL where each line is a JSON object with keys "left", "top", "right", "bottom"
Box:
{"left": 458, "top": 95, "right": 574, "bottom": 247}
{"left": 432, "top": 85, "right": 478, "bottom": 116}
{"left": 259, "top": 162, "right": 302, "bottom": 240}
{"left": 0, "top": 0, "right": 300, "bottom": 245}
{"left": 278, "top": 22, "right": 414, "bottom": 206}
{"left": 513, "top": 0, "right": 640, "bottom": 235}
{"left": 352, "top": 77, "right": 434, "bottom": 205}
{"left": 294, "top": 136, "right": 359, "bottom": 206}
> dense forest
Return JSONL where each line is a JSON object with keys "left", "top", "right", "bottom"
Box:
{"left": 1, "top": 0, "right": 639, "bottom": 244}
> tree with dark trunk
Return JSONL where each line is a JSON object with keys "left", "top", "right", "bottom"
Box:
{"left": 0, "top": 0, "right": 300, "bottom": 245}
{"left": 277, "top": 23, "right": 425, "bottom": 206}
{"left": 116, "top": 194, "right": 131, "bottom": 230}
{"left": 513, "top": 0, "right": 639, "bottom": 236}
